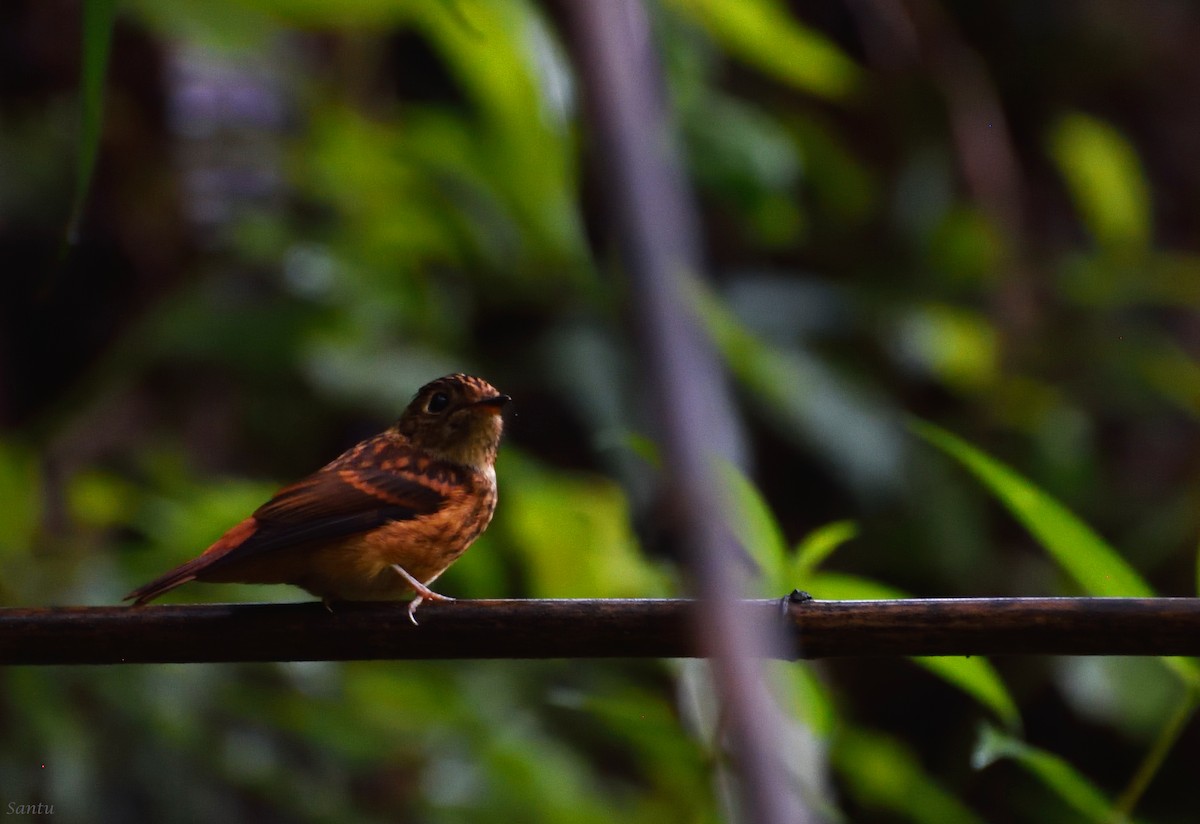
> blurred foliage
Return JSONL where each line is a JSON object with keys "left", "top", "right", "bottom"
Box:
{"left": 1050, "top": 112, "right": 1152, "bottom": 257}
{"left": 71, "top": 0, "right": 117, "bottom": 236}
{"left": 3, "top": 0, "right": 1200, "bottom": 821}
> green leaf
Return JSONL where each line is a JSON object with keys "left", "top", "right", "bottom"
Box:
{"left": 498, "top": 453, "right": 667, "bottom": 599}
{"left": 1196, "top": 535, "right": 1200, "bottom": 598}
{"left": 806, "top": 571, "right": 902, "bottom": 602}
{"left": 896, "top": 303, "right": 999, "bottom": 392}
{"left": 974, "top": 724, "right": 1115, "bottom": 822}
{"left": 792, "top": 520, "right": 857, "bottom": 579}
{"left": 915, "top": 655, "right": 1022, "bottom": 732}
{"left": 1112, "top": 688, "right": 1200, "bottom": 819}
{"left": 0, "top": 442, "right": 41, "bottom": 557}
{"left": 1049, "top": 112, "right": 1151, "bottom": 254}
{"left": 129, "top": 478, "right": 282, "bottom": 601}
{"left": 716, "top": 460, "right": 788, "bottom": 591}
{"left": 68, "top": 469, "right": 139, "bottom": 529}
{"left": 70, "top": 0, "right": 118, "bottom": 241}
{"left": 912, "top": 420, "right": 1200, "bottom": 687}
{"left": 716, "top": 463, "right": 859, "bottom": 594}
{"left": 671, "top": 0, "right": 862, "bottom": 100}
{"left": 774, "top": 661, "right": 837, "bottom": 739}
{"left": 910, "top": 418, "right": 1153, "bottom": 598}
{"left": 692, "top": 283, "right": 903, "bottom": 494}
{"left": 1135, "top": 338, "right": 1200, "bottom": 419}
{"left": 835, "top": 728, "right": 987, "bottom": 824}
{"left": 617, "top": 431, "right": 662, "bottom": 470}
{"left": 810, "top": 573, "right": 1021, "bottom": 728}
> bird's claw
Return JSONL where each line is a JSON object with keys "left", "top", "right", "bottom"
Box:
{"left": 405, "top": 591, "right": 457, "bottom": 626}
{"left": 393, "top": 564, "right": 455, "bottom": 626}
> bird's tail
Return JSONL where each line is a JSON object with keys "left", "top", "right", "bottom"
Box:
{"left": 123, "top": 566, "right": 202, "bottom": 606}
{"left": 123, "top": 518, "right": 258, "bottom": 605}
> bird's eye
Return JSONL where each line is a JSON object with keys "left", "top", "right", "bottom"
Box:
{"left": 426, "top": 391, "right": 450, "bottom": 414}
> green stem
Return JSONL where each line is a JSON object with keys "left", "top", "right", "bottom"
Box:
{"left": 1110, "top": 683, "right": 1199, "bottom": 822}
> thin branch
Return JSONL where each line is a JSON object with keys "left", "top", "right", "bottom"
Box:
{"left": 792, "top": 596, "right": 1200, "bottom": 657}
{"left": 4, "top": 597, "right": 1200, "bottom": 665}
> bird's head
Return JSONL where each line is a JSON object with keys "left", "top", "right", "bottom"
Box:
{"left": 394, "top": 374, "right": 510, "bottom": 470}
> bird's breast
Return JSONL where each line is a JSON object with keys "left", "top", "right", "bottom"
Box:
{"left": 294, "top": 467, "right": 498, "bottom": 601}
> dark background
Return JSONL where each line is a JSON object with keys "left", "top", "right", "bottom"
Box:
{"left": 2, "top": 1, "right": 1199, "bottom": 821}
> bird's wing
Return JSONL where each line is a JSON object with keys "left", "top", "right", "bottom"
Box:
{"left": 240, "top": 465, "right": 449, "bottom": 555}
{"left": 124, "top": 461, "right": 452, "bottom": 604}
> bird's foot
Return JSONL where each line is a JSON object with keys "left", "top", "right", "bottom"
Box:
{"left": 391, "top": 564, "right": 455, "bottom": 626}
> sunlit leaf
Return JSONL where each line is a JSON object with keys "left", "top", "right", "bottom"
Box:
{"left": 910, "top": 418, "right": 1153, "bottom": 598}
{"left": 895, "top": 303, "right": 999, "bottom": 393}
{"left": 671, "top": 0, "right": 861, "bottom": 100}
{"left": 413, "top": 0, "right": 588, "bottom": 269}
{"left": 913, "top": 420, "right": 1200, "bottom": 687}
{"left": 792, "top": 520, "right": 857, "bottom": 579}
{"left": 806, "top": 572, "right": 904, "bottom": 603}
{"left": 716, "top": 463, "right": 860, "bottom": 595}
{"left": 1049, "top": 112, "right": 1150, "bottom": 254}
{"left": 717, "top": 460, "right": 787, "bottom": 590}
{"left": 499, "top": 453, "right": 667, "bottom": 599}
{"left": 68, "top": 469, "right": 139, "bottom": 529}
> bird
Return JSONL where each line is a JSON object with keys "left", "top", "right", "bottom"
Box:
{"left": 124, "top": 373, "right": 510, "bottom": 624}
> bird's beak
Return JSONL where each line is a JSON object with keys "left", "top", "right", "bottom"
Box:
{"left": 473, "top": 394, "right": 511, "bottom": 414}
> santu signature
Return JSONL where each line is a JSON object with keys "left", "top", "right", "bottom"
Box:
{"left": 6, "top": 802, "right": 54, "bottom": 815}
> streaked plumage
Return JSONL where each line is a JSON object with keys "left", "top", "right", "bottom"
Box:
{"left": 124, "top": 374, "right": 509, "bottom": 623}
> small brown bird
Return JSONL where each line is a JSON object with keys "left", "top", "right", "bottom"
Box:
{"left": 125, "top": 374, "right": 510, "bottom": 623}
